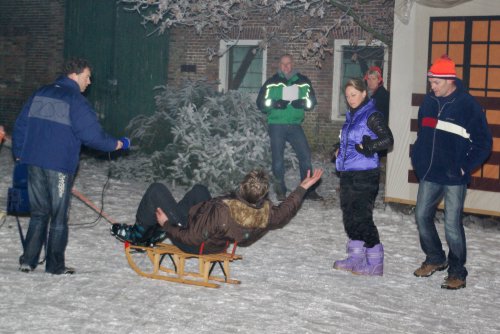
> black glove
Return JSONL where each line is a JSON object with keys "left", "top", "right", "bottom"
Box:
{"left": 272, "top": 99, "right": 289, "bottom": 109}
{"left": 355, "top": 135, "right": 374, "bottom": 157}
{"left": 291, "top": 99, "right": 306, "bottom": 109}
{"left": 330, "top": 142, "right": 340, "bottom": 163}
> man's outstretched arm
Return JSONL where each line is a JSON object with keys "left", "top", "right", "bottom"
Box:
{"left": 267, "top": 169, "right": 324, "bottom": 229}
{"left": 299, "top": 169, "right": 323, "bottom": 190}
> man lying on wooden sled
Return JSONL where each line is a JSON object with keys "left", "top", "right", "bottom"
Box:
{"left": 111, "top": 168, "right": 323, "bottom": 254}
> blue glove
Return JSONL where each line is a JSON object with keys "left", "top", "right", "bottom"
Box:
{"left": 120, "top": 137, "right": 130, "bottom": 150}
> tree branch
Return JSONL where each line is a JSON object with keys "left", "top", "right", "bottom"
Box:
{"left": 328, "top": 0, "right": 392, "bottom": 45}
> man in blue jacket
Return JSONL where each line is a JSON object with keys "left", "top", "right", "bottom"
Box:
{"left": 13, "top": 58, "right": 130, "bottom": 275}
{"left": 411, "top": 55, "right": 492, "bottom": 290}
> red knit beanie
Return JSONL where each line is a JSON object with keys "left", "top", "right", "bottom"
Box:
{"left": 364, "top": 66, "right": 384, "bottom": 84}
{"left": 427, "top": 55, "right": 456, "bottom": 79}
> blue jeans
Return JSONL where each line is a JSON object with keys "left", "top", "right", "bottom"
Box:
{"left": 415, "top": 180, "right": 468, "bottom": 280}
{"left": 21, "top": 166, "right": 74, "bottom": 274}
{"left": 268, "top": 124, "right": 312, "bottom": 195}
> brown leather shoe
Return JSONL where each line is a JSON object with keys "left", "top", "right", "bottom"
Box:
{"left": 413, "top": 262, "right": 448, "bottom": 277}
{"left": 441, "top": 276, "right": 466, "bottom": 290}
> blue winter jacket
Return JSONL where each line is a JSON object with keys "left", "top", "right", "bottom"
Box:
{"left": 336, "top": 99, "right": 380, "bottom": 172}
{"left": 13, "top": 76, "right": 118, "bottom": 174}
{"left": 411, "top": 78, "right": 492, "bottom": 185}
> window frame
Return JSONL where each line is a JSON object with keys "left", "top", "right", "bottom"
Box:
{"left": 218, "top": 39, "right": 267, "bottom": 94}
{"left": 331, "top": 39, "right": 389, "bottom": 121}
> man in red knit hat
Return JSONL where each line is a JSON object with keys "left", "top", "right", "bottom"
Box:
{"left": 365, "top": 66, "right": 390, "bottom": 126}
{"left": 365, "top": 66, "right": 390, "bottom": 158}
{"left": 411, "top": 55, "right": 492, "bottom": 289}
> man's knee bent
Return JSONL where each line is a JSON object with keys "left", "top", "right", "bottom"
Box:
{"left": 146, "top": 182, "right": 171, "bottom": 196}
{"left": 191, "top": 184, "right": 211, "bottom": 199}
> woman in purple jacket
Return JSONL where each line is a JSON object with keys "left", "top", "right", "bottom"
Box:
{"left": 331, "top": 78, "right": 393, "bottom": 276}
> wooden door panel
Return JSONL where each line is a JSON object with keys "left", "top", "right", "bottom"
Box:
{"left": 449, "top": 21, "right": 465, "bottom": 41}
{"left": 471, "top": 44, "right": 487, "bottom": 65}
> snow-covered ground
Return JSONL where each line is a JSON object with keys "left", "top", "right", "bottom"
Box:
{"left": 1, "top": 145, "right": 499, "bottom": 334}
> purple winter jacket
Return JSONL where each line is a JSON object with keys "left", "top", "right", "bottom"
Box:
{"left": 336, "top": 99, "right": 379, "bottom": 172}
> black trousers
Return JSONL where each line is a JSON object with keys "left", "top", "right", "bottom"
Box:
{"left": 339, "top": 169, "right": 380, "bottom": 248}
{"left": 135, "top": 183, "right": 211, "bottom": 239}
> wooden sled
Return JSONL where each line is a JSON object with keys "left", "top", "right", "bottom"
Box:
{"left": 124, "top": 242, "right": 242, "bottom": 288}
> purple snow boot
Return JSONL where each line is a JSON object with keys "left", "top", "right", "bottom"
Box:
{"left": 352, "top": 243, "right": 384, "bottom": 276}
{"left": 333, "top": 240, "right": 366, "bottom": 272}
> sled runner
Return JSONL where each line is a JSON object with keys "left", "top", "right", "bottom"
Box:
{"left": 124, "top": 242, "right": 242, "bottom": 288}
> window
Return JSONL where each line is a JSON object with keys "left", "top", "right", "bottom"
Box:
{"left": 429, "top": 17, "right": 500, "bottom": 98}
{"left": 218, "top": 40, "right": 267, "bottom": 95}
{"left": 331, "top": 40, "right": 388, "bottom": 120}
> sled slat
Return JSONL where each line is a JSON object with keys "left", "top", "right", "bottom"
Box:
{"left": 124, "top": 242, "right": 242, "bottom": 288}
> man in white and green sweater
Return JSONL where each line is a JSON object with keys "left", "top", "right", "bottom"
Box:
{"left": 256, "top": 54, "right": 322, "bottom": 201}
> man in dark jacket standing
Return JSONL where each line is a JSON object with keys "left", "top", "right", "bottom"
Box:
{"left": 256, "top": 54, "right": 322, "bottom": 201}
{"left": 13, "top": 58, "right": 130, "bottom": 275}
{"left": 365, "top": 66, "right": 390, "bottom": 158}
{"left": 365, "top": 66, "right": 390, "bottom": 126}
{"left": 111, "top": 169, "right": 323, "bottom": 254}
{"left": 411, "top": 55, "right": 492, "bottom": 290}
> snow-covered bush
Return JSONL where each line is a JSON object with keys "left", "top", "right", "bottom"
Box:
{"left": 112, "top": 79, "right": 297, "bottom": 194}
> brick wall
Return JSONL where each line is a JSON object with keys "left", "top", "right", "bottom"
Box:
{"left": 166, "top": 2, "right": 394, "bottom": 153}
{"left": 0, "top": 0, "right": 65, "bottom": 132}
{"left": 0, "top": 0, "right": 392, "bottom": 154}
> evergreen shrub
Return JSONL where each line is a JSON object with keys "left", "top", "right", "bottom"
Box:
{"left": 112, "top": 79, "right": 297, "bottom": 194}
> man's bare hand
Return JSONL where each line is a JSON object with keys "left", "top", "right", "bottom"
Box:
{"left": 155, "top": 207, "right": 169, "bottom": 226}
{"left": 299, "top": 169, "right": 324, "bottom": 190}
{"left": 0, "top": 125, "right": 5, "bottom": 142}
